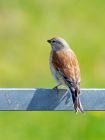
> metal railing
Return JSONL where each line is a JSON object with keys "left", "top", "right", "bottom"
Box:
{"left": 0, "top": 88, "right": 104, "bottom": 110}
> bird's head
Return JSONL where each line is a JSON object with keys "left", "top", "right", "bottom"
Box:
{"left": 47, "top": 37, "right": 70, "bottom": 51}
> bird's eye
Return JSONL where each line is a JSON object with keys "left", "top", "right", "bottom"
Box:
{"left": 52, "top": 40, "right": 56, "bottom": 43}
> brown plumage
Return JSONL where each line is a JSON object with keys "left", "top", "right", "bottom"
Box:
{"left": 48, "top": 37, "right": 83, "bottom": 113}
{"left": 52, "top": 50, "right": 81, "bottom": 84}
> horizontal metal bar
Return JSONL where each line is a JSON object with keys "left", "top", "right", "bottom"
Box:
{"left": 0, "top": 88, "right": 104, "bottom": 111}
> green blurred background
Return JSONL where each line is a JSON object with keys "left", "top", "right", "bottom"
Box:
{"left": 0, "top": 0, "right": 105, "bottom": 140}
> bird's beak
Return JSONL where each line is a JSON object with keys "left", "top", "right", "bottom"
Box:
{"left": 47, "top": 39, "right": 51, "bottom": 44}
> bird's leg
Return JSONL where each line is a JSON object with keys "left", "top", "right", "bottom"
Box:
{"left": 53, "top": 84, "right": 61, "bottom": 92}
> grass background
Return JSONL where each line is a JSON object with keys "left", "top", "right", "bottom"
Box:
{"left": 0, "top": 0, "right": 105, "bottom": 140}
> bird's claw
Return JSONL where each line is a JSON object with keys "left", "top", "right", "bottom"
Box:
{"left": 53, "top": 86, "right": 59, "bottom": 93}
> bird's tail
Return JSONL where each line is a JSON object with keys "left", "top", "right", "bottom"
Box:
{"left": 69, "top": 87, "right": 84, "bottom": 113}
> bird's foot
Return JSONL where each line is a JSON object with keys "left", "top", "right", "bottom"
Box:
{"left": 53, "top": 84, "right": 61, "bottom": 93}
{"left": 53, "top": 86, "right": 59, "bottom": 93}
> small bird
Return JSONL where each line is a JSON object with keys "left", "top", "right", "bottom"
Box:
{"left": 47, "top": 37, "right": 83, "bottom": 113}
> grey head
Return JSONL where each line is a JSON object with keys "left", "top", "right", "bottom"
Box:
{"left": 47, "top": 37, "right": 70, "bottom": 51}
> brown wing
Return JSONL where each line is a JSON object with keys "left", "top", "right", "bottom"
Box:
{"left": 52, "top": 49, "right": 81, "bottom": 85}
